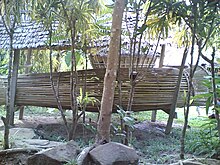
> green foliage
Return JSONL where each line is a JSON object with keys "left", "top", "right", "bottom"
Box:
{"left": 83, "top": 123, "right": 97, "bottom": 134}
{"left": 31, "top": 50, "right": 50, "bottom": 73}
{"left": 30, "top": 0, "right": 60, "bottom": 28}
{"left": 0, "top": 106, "right": 6, "bottom": 116}
{"left": 188, "top": 61, "right": 220, "bottom": 157}
{"left": 65, "top": 50, "right": 82, "bottom": 68}
{"left": 133, "top": 128, "right": 181, "bottom": 164}
{"left": 0, "top": 131, "right": 3, "bottom": 149}
{"left": 22, "top": 106, "right": 59, "bottom": 116}
{"left": 111, "top": 106, "right": 135, "bottom": 143}
{"left": 0, "top": 0, "right": 25, "bottom": 27}
{"left": 193, "top": 75, "right": 220, "bottom": 115}
{"left": 77, "top": 88, "right": 99, "bottom": 108}
{"left": 0, "top": 50, "right": 8, "bottom": 75}
{"left": 189, "top": 119, "right": 220, "bottom": 158}
{"left": 76, "top": 137, "right": 95, "bottom": 148}
{"left": 116, "top": 105, "right": 135, "bottom": 130}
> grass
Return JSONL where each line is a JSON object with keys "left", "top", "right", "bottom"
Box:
{"left": 0, "top": 105, "right": 216, "bottom": 164}
{"left": 22, "top": 106, "right": 60, "bottom": 116}
{"left": 134, "top": 130, "right": 181, "bottom": 164}
{"left": 119, "top": 106, "right": 214, "bottom": 164}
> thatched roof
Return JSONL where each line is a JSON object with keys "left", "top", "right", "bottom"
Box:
{"left": 0, "top": 19, "right": 70, "bottom": 50}
{"left": 0, "top": 11, "right": 162, "bottom": 52}
{"left": 90, "top": 12, "right": 162, "bottom": 57}
{"left": 94, "top": 36, "right": 160, "bottom": 57}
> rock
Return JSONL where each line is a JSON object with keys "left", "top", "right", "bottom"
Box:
{"left": 27, "top": 140, "right": 81, "bottom": 165}
{"left": 77, "top": 146, "right": 94, "bottom": 165}
{"left": 90, "top": 142, "right": 139, "bottom": 165}
{"left": 0, "top": 128, "right": 36, "bottom": 140}
{"left": 12, "top": 139, "right": 63, "bottom": 150}
{"left": 170, "top": 158, "right": 220, "bottom": 165}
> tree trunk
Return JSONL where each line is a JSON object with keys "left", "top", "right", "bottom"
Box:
{"left": 9, "top": 49, "right": 20, "bottom": 125}
{"left": 165, "top": 45, "right": 188, "bottom": 134}
{"left": 96, "top": 0, "right": 125, "bottom": 143}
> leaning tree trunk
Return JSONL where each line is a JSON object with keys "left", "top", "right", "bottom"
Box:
{"left": 96, "top": 0, "right": 126, "bottom": 143}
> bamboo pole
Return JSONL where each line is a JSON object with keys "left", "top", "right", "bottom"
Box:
{"left": 151, "top": 44, "right": 165, "bottom": 122}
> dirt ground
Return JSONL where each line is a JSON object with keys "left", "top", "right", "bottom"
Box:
{"left": 0, "top": 114, "right": 184, "bottom": 165}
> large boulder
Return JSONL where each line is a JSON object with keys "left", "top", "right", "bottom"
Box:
{"left": 89, "top": 142, "right": 139, "bottom": 165}
{"left": 27, "top": 140, "right": 81, "bottom": 165}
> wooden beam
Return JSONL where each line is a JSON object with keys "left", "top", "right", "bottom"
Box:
{"left": 159, "top": 44, "right": 166, "bottom": 68}
{"left": 9, "top": 49, "right": 20, "bottom": 125}
{"left": 151, "top": 44, "right": 166, "bottom": 122}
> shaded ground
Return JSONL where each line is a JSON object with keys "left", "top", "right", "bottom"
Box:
{"left": 0, "top": 113, "right": 196, "bottom": 165}
{"left": 0, "top": 152, "right": 36, "bottom": 165}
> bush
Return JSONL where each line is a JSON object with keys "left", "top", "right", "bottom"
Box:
{"left": 189, "top": 119, "right": 220, "bottom": 158}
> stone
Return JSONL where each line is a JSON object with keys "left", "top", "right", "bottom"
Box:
{"left": 77, "top": 146, "right": 94, "bottom": 165}
{"left": 170, "top": 158, "right": 220, "bottom": 165}
{"left": 12, "top": 139, "right": 63, "bottom": 150}
{"left": 27, "top": 140, "right": 81, "bottom": 165}
{"left": 0, "top": 128, "right": 36, "bottom": 140}
{"left": 89, "top": 142, "right": 139, "bottom": 165}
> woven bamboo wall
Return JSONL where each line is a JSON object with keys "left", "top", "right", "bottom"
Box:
{"left": 0, "top": 68, "right": 188, "bottom": 113}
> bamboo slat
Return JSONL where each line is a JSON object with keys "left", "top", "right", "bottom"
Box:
{"left": 0, "top": 68, "right": 190, "bottom": 113}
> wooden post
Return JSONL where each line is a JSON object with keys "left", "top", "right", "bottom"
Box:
{"left": 165, "top": 47, "right": 188, "bottom": 134}
{"left": 159, "top": 44, "right": 166, "bottom": 68}
{"left": 9, "top": 49, "right": 20, "bottom": 125}
{"left": 19, "top": 49, "right": 32, "bottom": 120}
{"left": 151, "top": 44, "right": 166, "bottom": 122}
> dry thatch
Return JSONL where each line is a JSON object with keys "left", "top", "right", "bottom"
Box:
{"left": 0, "top": 68, "right": 189, "bottom": 114}
{"left": 0, "top": 19, "right": 70, "bottom": 50}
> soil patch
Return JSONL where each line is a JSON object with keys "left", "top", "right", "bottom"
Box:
{"left": 0, "top": 115, "right": 185, "bottom": 165}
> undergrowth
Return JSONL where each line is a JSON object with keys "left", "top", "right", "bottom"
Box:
{"left": 0, "top": 105, "right": 217, "bottom": 164}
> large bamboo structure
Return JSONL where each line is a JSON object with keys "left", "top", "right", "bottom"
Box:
{"left": 0, "top": 68, "right": 189, "bottom": 114}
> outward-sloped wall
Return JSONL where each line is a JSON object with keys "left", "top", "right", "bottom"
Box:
{"left": 0, "top": 68, "right": 189, "bottom": 113}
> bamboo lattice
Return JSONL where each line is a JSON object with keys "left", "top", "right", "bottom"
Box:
{"left": 0, "top": 68, "right": 189, "bottom": 113}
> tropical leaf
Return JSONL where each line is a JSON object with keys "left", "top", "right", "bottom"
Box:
{"left": 206, "top": 96, "right": 213, "bottom": 115}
